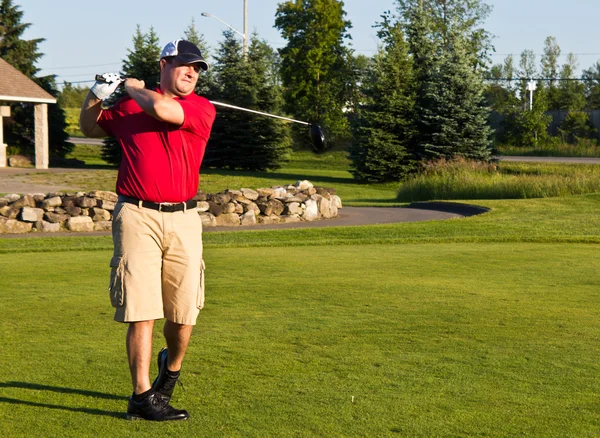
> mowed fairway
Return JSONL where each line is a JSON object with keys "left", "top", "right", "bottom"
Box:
{"left": 1, "top": 243, "right": 599, "bottom": 437}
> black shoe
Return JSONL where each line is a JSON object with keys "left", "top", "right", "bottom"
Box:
{"left": 125, "top": 391, "right": 189, "bottom": 421}
{"left": 152, "top": 348, "right": 181, "bottom": 402}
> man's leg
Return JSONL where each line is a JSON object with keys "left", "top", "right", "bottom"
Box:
{"left": 163, "top": 321, "right": 193, "bottom": 371}
{"left": 126, "top": 320, "right": 155, "bottom": 394}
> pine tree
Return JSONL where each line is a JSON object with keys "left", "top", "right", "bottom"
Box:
{"left": 101, "top": 26, "right": 161, "bottom": 166}
{"left": 401, "top": 0, "right": 493, "bottom": 162}
{"left": 275, "top": 0, "right": 353, "bottom": 147}
{"left": 0, "top": 0, "right": 72, "bottom": 159}
{"left": 184, "top": 19, "right": 217, "bottom": 97}
{"left": 582, "top": 62, "right": 600, "bottom": 109}
{"left": 204, "top": 31, "right": 291, "bottom": 171}
{"left": 348, "top": 16, "right": 416, "bottom": 182}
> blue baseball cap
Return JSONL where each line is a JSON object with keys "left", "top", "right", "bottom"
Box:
{"left": 160, "top": 39, "right": 209, "bottom": 71}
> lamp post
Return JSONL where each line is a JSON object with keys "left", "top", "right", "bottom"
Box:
{"left": 201, "top": 2, "right": 248, "bottom": 59}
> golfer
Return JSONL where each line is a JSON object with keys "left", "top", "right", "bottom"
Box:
{"left": 79, "top": 39, "right": 216, "bottom": 421}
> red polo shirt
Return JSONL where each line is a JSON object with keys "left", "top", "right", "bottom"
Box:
{"left": 97, "top": 89, "right": 215, "bottom": 203}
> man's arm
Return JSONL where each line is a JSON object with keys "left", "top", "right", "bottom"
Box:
{"left": 79, "top": 92, "right": 108, "bottom": 138}
{"left": 124, "top": 79, "right": 185, "bottom": 126}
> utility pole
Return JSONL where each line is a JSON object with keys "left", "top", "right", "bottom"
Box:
{"left": 243, "top": 0, "right": 248, "bottom": 59}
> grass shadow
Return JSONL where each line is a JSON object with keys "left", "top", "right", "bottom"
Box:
{"left": 0, "top": 381, "right": 127, "bottom": 418}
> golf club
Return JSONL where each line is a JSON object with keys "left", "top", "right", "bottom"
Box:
{"left": 94, "top": 74, "right": 326, "bottom": 152}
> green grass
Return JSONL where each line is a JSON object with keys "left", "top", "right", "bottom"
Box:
{"left": 398, "top": 160, "right": 600, "bottom": 201}
{"left": 1, "top": 243, "right": 600, "bottom": 437}
{"left": 66, "top": 144, "right": 110, "bottom": 167}
{"left": 497, "top": 141, "right": 600, "bottom": 157}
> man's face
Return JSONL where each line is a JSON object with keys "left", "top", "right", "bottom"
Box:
{"left": 160, "top": 58, "right": 200, "bottom": 97}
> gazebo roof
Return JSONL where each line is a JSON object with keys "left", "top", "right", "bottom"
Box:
{"left": 0, "top": 57, "right": 56, "bottom": 104}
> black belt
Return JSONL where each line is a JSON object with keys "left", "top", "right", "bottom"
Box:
{"left": 119, "top": 196, "right": 197, "bottom": 213}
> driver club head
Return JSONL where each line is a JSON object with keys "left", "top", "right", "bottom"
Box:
{"left": 310, "top": 124, "right": 326, "bottom": 153}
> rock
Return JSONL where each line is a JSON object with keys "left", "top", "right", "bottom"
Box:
{"left": 41, "top": 221, "right": 61, "bottom": 233}
{"left": 42, "top": 196, "right": 63, "bottom": 209}
{"left": 281, "top": 214, "right": 302, "bottom": 223}
{"left": 234, "top": 203, "right": 244, "bottom": 214}
{"left": 241, "top": 188, "right": 259, "bottom": 200}
{"left": 4, "top": 194, "right": 21, "bottom": 203}
{"left": 223, "top": 202, "right": 237, "bottom": 214}
{"left": 94, "top": 221, "right": 112, "bottom": 231}
{"left": 245, "top": 202, "right": 260, "bottom": 215}
{"left": 62, "top": 197, "right": 77, "bottom": 208}
{"left": 331, "top": 195, "right": 342, "bottom": 209}
{"left": 65, "top": 206, "right": 82, "bottom": 217}
{"left": 208, "top": 201, "right": 223, "bottom": 217}
{"left": 11, "top": 195, "right": 35, "bottom": 209}
{"left": 54, "top": 207, "right": 67, "bottom": 214}
{"left": 257, "top": 215, "right": 277, "bottom": 225}
{"left": 98, "top": 200, "right": 116, "bottom": 211}
{"left": 0, "top": 199, "right": 7, "bottom": 208}
{"left": 0, "top": 217, "right": 33, "bottom": 233}
{"left": 302, "top": 199, "right": 319, "bottom": 221}
{"left": 284, "top": 202, "right": 303, "bottom": 215}
{"left": 91, "top": 207, "right": 111, "bottom": 222}
{"left": 76, "top": 196, "right": 98, "bottom": 208}
{"left": 193, "top": 190, "right": 207, "bottom": 202}
{"left": 44, "top": 211, "right": 69, "bottom": 224}
{"left": 197, "top": 201, "right": 210, "bottom": 212}
{"left": 89, "top": 191, "right": 118, "bottom": 202}
{"left": 209, "top": 192, "right": 231, "bottom": 205}
{"left": 199, "top": 212, "right": 216, "bottom": 227}
{"left": 260, "top": 199, "right": 284, "bottom": 216}
{"left": 272, "top": 187, "right": 288, "bottom": 198}
{"left": 20, "top": 207, "right": 45, "bottom": 222}
{"left": 0, "top": 206, "right": 20, "bottom": 219}
{"left": 257, "top": 188, "right": 275, "bottom": 198}
{"left": 295, "top": 180, "right": 314, "bottom": 190}
{"left": 240, "top": 211, "right": 257, "bottom": 226}
{"left": 8, "top": 155, "right": 34, "bottom": 167}
{"left": 315, "top": 186, "right": 336, "bottom": 197}
{"left": 215, "top": 213, "right": 240, "bottom": 227}
{"left": 66, "top": 216, "right": 94, "bottom": 232}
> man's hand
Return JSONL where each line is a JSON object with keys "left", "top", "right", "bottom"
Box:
{"left": 90, "top": 73, "right": 123, "bottom": 100}
{"left": 124, "top": 78, "right": 145, "bottom": 93}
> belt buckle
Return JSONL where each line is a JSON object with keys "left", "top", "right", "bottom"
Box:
{"left": 158, "top": 203, "right": 164, "bottom": 212}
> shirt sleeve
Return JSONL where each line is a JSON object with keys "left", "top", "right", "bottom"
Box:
{"left": 178, "top": 97, "right": 216, "bottom": 141}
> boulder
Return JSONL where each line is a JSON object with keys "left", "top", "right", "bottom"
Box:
{"left": 197, "top": 201, "right": 210, "bottom": 212}
{"left": 193, "top": 190, "right": 207, "bottom": 202}
{"left": 281, "top": 214, "right": 302, "bottom": 223}
{"left": 91, "top": 207, "right": 111, "bottom": 222}
{"left": 76, "top": 196, "right": 98, "bottom": 208}
{"left": 284, "top": 202, "right": 303, "bottom": 215}
{"left": 208, "top": 201, "right": 223, "bottom": 217}
{"left": 41, "top": 221, "right": 61, "bottom": 233}
{"left": 42, "top": 196, "right": 63, "bottom": 209}
{"left": 240, "top": 211, "right": 257, "bottom": 226}
{"left": 0, "top": 217, "right": 32, "bottom": 233}
{"left": 98, "top": 200, "right": 116, "bottom": 211}
{"left": 20, "top": 207, "right": 45, "bottom": 222}
{"left": 4, "top": 194, "right": 21, "bottom": 203}
{"left": 0, "top": 206, "right": 20, "bottom": 219}
{"left": 44, "top": 211, "right": 69, "bottom": 224}
{"left": 295, "top": 180, "right": 314, "bottom": 190}
{"left": 65, "top": 206, "right": 82, "bottom": 217}
{"left": 8, "top": 155, "right": 34, "bottom": 167}
{"left": 209, "top": 192, "right": 231, "bottom": 205}
{"left": 199, "top": 212, "right": 217, "bottom": 228}
{"left": 215, "top": 213, "right": 240, "bottom": 227}
{"left": 94, "top": 221, "right": 112, "bottom": 231}
{"left": 89, "top": 191, "right": 118, "bottom": 202}
{"left": 241, "top": 188, "right": 259, "bottom": 200}
{"left": 331, "top": 195, "right": 343, "bottom": 209}
{"left": 0, "top": 199, "right": 7, "bottom": 208}
{"left": 66, "top": 216, "right": 94, "bottom": 232}
{"left": 258, "top": 199, "right": 284, "bottom": 216}
{"left": 302, "top": 199, "right": 319, "bottom": 221}
{"left": 257, "top": 188, "right": 275, "bottom": 198}
{"left": 223, "top": 202, "right": 237, "bottom": 214}
{"left": 11, "top": 195, "right": 35, "bottom": 209}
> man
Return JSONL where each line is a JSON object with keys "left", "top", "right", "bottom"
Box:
{"left": 79, "top": 39, "right": 216, "bottom": 421}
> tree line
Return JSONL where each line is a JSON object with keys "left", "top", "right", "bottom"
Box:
{"left": 4, "top": 0, "right": 600, "bottom": 182}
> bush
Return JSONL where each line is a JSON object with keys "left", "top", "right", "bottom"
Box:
{"left": 558, "top": 111, "right": 598, "bottom": 145}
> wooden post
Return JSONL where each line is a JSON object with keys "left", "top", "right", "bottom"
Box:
{"left": 0, "top": 106, "right": 10, "bottom": 168}
{"left": 34, "top": 103, "right": 49, "bottom": 169}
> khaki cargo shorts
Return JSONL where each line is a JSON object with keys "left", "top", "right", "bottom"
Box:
{"left": 109, "top": 200, "right": 205, "bottom": 325}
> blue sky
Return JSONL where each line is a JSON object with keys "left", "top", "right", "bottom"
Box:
{"left": 16, "top": 0, "right": 600, "bottom": 85}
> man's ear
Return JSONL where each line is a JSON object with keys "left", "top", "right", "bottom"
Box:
{"left": 159, "top": 58, "right": 167, "bottom": 70}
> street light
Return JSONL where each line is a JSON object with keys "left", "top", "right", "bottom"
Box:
{"left": 201, "top": 6, "right": 248, "bottom": 59}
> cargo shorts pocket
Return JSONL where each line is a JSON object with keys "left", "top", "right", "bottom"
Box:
{"left": 197, "top": 259, "right": 206, "bottom": 309}
{"left": 109, "top": 255, "right": 126, "bottom": 307}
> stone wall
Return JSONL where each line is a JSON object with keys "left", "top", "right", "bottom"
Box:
{"left": 0, "top": 180, "right": 342, "bottom": 234}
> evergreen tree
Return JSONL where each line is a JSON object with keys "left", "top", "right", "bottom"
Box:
{"left": 540, "top": 36, "right": 561, "bottom": 109}
{"left": 275, "top": 0, "right": 353, "bottom": 147}
{"left": 557, "top": 53, "right": 585, "bottom": 111}
{"left": 184, "top": 19, "right": 217, "bottom": 97}
{"left": 348, "top": 16, "right": 416, "bottom": 182}
{"left": 101, "top": 26, "right": 161, "bottom": 166}
{"left": 402, "top": 0, "right": 493, "bottom": 162}
{"left": 204, "top": 31, "right": 291, "bottom": 171}
{"left": 582, "top": 62, "right": 600, "bottom": 109}
{"left": 0, "top": 0, "right": 72, "bottom": 159}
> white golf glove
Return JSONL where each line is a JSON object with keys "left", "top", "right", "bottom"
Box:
{"left": 90, "top": 73, "right": 124, "bottom": 100}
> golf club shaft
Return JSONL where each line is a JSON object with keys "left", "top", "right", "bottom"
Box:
{"left": 209, "top": 101, "right": 309, "bottom": 126}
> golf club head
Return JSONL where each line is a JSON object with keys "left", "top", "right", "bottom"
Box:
{"left": 310, "top": 124, "right": 326, "bottom": 153}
